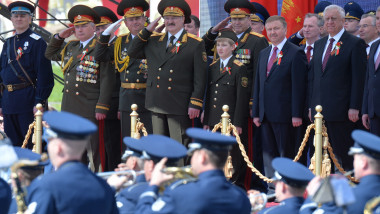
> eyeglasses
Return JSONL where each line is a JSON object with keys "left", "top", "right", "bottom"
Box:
{"left": 358, "top": 24, "right": 376, "bottom": 29}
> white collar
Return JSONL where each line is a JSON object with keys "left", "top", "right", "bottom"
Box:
{"left": 328, "top": 28, "right": 345, "bottom": 43}
{"left": 168, "top": 28, "right": 184, "bottom": 41}
{"left": 271, "top": 37, "right": 287, "bottom": 52}
{"left": 80, "top": 35, "right": 95, "bottom": 48}
{"left": 220, "top": 55, "right": 233, "bottom": 68}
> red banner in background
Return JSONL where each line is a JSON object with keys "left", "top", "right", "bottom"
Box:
{"left": 186, "top": 0, "right": 199, "bottom": 18}
{"left": 250, "top": 0, "right": 278, "bottom": 16}
{"left": 37, "top": 0, "right": 49, "bottom": 27}
{"left": 281, "top": 0, "right": 317, "bottom": 38}
{"left": 102, "top": 0, "right": 123, "bottom": 18}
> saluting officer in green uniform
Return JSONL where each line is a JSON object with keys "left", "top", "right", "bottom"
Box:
{"left": 95, "top": 0, "right": 153, "bottom": 143}
{"left": 127, "top": 0, "right": 208, "bottom": 158}
{"left": 93, "top": 6, "right": 121, "bottom": 171}
{"left": 202, "top": 0, "right": 269, "bottom": 190}
{"left": 45, "top": 5, "right": 114, "bottom": 172}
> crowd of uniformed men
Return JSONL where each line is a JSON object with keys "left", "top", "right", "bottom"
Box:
{"left": 1, "top": 0, "right": 380, "bottom": 213}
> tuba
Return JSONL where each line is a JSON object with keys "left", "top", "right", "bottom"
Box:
{"left": 11, "top": 153, "right": 48, "bottom": 214}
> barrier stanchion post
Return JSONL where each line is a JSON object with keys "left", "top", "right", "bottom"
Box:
{"left": 34, "top": 104, "right": 43, "bottom": 154}
{"left": 130, "top": 104, "right": 138, "bottom": 139}
{"left": 221, "top": 105, "right": 229, "bottom": 135}
{"left": 314, "top": 105, "right": 323, "bottom": 176}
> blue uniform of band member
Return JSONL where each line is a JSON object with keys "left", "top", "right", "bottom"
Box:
{"left": 0, "top": 1, "right": 54, "bottom": 148}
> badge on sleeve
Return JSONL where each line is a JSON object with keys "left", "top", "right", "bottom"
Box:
{"left": 152, "top": 198, "right": 166, "bottom": 211}
{"left": 25, "top": 201, "right": 37, "bottom": 214}
{"left": 202, "top": 52, "right": 207, "bottom": 62}
{"left": 241, "top": 77, "right": 248, "bottom": 87}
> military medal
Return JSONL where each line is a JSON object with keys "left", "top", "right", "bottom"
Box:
{"left": 23, "top": 41, "right": 29, "bottom": 50}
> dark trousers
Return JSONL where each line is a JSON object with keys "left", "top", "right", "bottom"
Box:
{"left": 4, "top": 112, "right": 34, "bottom": 149}
{"left": 103, "top": 118, "right": 121, "bottom": 171}
{"left": 81, "top": 117, "right": 101, "bottom": 172}
{"left": 370, "top": 115, "right": 380, "bottom": 136}
{"left": 151, "top": 112, "right": 191, "bottom": 166}
{"left": 261, "top": 120, "right": 299, "bottom": 178}
{"left": 324, "top": 121, "right": 355, "bottom": 171}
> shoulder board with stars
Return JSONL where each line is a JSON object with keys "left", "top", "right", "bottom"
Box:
{"left": 234, "top": 59, "right": 243, "bottom": 66}
{"left": 187, "top": 33, "right": 202, "bottom": 42}
{"left": 210, "top": 58, "right": 219, "bottom": 66}
{"left": 152, "top": 32, "right": 165, "bottom": 37}
{"left": 170, "top": 178, "right": 198, "bottom": 190}
{"left": 29, "top": 33, "right": 41, "bottom": 40}
{"left": 250, "top": 32, "right": 265, "bottom": 38}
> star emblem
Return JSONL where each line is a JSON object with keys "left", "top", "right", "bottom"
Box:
{"left": 296, "top": 16, "right": 301, "bottom": 23}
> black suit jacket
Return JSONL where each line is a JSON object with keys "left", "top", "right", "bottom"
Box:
{"left": 252, "top": 40, "right": 308, "bottom": 123}
{"left": 362, "top": 39, "right": 380, "bottom": 118}
{"left": 309, "top": 31, "right": 367, "bottom": 121}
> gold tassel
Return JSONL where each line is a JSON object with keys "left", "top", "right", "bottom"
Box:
{"left": 321, "top": 136, "right": 331, "bottom": 178}
{"left": 224, "top": 155, "right": 233, "bottom": 179}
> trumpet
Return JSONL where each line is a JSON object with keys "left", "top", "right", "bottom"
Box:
{"left": 97, "top": 170, "right": 144, "bottom": 187}
{"left": 248, "top": 193, "right": 276, "bottom": 213}
{"left": 159, "top": 166, "right": 197, "bottom": 192}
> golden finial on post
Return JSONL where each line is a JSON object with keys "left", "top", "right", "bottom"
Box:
{"left": 130, "top": 104, "right": 139, "bottom": 139}
{"left": 314, "top": 105, "right": 323, "bottom": 176}
{"left": 221, "top": 105, "right": 230, "bottom": 135}
{"left": 34, "top": 104, "right": 43, "bottom": 154}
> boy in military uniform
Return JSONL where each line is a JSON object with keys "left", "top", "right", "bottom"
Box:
{"left": 95, "top": 0, "right": 153, "bottom": 142}
{"left": 203, "top": 28, "right": 249, "bottom": 136}
{"left": 127, "top": 0, "right": 207, "bottom": 157}
{"left": 45, "top": 5, "right": 114, "bottom": 172}
{"left": 93, "top": 6, "right": 121, "bottom": 172}
{"left": 0, "top": 1, "right": 54, "bottom": 148}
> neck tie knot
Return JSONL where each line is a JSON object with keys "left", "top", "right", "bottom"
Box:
{"left": 168, "top": 35, "right": 176, "bottom": 48}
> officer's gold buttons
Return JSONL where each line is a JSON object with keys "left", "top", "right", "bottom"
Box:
{"left": 213, "top": 105, "right": 216, "bottom": 108}
{"left": 66, "top": 89, "right": 69, "bottom": 92}
{"left": 126, "top": 70, "right": 129, "bottom": 74}
{"left": 214, "top": 98, "right": 217, "bottom": 101}
{"left": 67, "top": 73, "right": 70, "bottom": 76}
{"left": 66, "top": 81, "right": 69, "bottom": 84}
{"left": 157, "top": 85, "right": 160, "bottom": 88}
{"left": 170, "top": 70, "right": 173, "bottom": 73}
{"left": 157, "top": 76, "right": 160, "bottom": 80}
{"left": 125, "top": 79, "right": 128, "bottom": 82}
{"left": 215, "top": 91, "right": 218, "bottom": 94}
{"left": 169, "top": 78, "right": 172, "bottom": 82}
{"left": 168, "top": 87, "right": 172, "bottom": 90}
{"left": 136, "top": 79, "right": 140, "bottom": 83}
{"left": 158, "top": 68, "right": 162, "bottom": 71}
{"left": 216, "top": 84, "right": 218, "bottom": 87}
{"left": 76, "top": 92, "right": 79, "bottom": 95}
{"left": 75, "top": 84, "right": 78, "bottom": 87}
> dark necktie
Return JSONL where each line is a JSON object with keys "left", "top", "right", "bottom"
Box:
{"left": 322, "top": 38, "right": 335, "bottom": 72}
{"left": 306, "top": 45, "right": 313, "bottom": 63}
{"left": 267, "top": 47, "right": 278, "bottom": 77}
{"left": 167, "top": 35, "right": 176, "bottom": 52}
{"left": 220, "top": 61, "right": 224, "bottom": 73}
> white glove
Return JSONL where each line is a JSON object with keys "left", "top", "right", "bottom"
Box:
{"left": 102, "top": 19, "right": 123, "bottom": 36}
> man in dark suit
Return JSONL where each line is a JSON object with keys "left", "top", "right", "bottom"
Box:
{"left": 127, "top": 0, "right": 207, "bottom": 161}
{"left": 45, "top": 5, "right": 114, "bottom": 172}
{"left": 252, "top": 15, "right": 308, "bottom": 180}
{"left": 362, "top": 7, "right": 380, "bottom": 137}
{"left": 309, "top": 5, "right": 367, "bottom": 171}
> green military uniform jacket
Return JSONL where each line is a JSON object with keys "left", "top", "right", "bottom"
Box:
{"left": 203, "top": 27, "right": 268, "bottom": 106}
{"left": 95, "top": 33, "right": 148, "bottom": 113}
{"left": 203, "top": 56, "right": 249, "bottom": 127}
{"left": 128, "top": 28, "right": 207, "bottom": 115}
{"left": 45, "top": 36, "right": 114, "bottom": 118}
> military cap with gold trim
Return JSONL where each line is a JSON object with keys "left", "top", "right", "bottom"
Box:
{"left": 344, "top": 1, "right": 364, "bottom": 21}
{"left": 250, "top": 2, "right": 269, "bottom": 24}
{"left": 216, "top": 28, "right": 238, "bottom": 43}
{"left": 117, "top": 0, "right": 149, "bottom": 18}
{"left": 68, "top": 5, "right": 100, "bottom": 26}
{"left": 157, "top": 0, "right": 192, "bottom": 24}
{"left": 224, "top": 0, "right": 256, "bottom": 19}
{"left": 314, "top": 1, "right": 331, "bottom": 16}
{"left": 8, "top": 1, "right": 35, "bottom": 15}
{"left": 93, "top": 6, "right": 118, "bottom": 27}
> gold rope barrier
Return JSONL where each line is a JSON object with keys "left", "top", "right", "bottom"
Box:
{"left": 130, "top": 104, "right": 148, "bottom": 139}
{"left": 21, "top": 104, "right": 44, "bottom": 153}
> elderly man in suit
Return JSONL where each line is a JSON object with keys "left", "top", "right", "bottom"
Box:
{"left": 309, "top": 5, "right": 367, "bottom": 171}
{"left": 362, "top": 7, "right": 380, "bottom": 137}
{"left": 252, "top": 15, "right": 308, "bottom": 182}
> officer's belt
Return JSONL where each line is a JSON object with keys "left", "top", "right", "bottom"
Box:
{"left": 121, "top": 83, "right": 146, "bottom": 89}
{"left": 4, "top": 82, "right": 32, "bottom": 92}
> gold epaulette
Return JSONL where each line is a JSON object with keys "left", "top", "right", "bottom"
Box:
{"left": 152, "top": 32, "right": 164, "bottom": 37}
{"left": 234, "top": 59, "right": 243, "bottom": 66}
{"left": 187, "top": 33, "right": 202, "bottom": 42}
{"left": 210, "top": 59, "right": 219, "bottom": 66}
{"left": 118, "top": 33, "right": 130, "bottom": 38}
{"left": 299, "top": 38, "right": 306, "bottom": 45}
{"left": 250, "top": 32, "right": 265, "bottom": 38}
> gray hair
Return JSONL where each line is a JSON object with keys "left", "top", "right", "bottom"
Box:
{"left": 324, "top": 5, "right": 345, "bottom": 19}
{"left": 361, "top": 14, "right": 376, "bottom": 26}
{"left": 305, "top": 13, "right": 324, "bottom": 27}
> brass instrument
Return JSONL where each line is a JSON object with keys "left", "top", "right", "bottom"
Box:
{"left": 160, "top": 166, "right": 197, "bottom": 190}
{"left": 10, "top": 153, "right": 48, "bottom": 214}
{"left": 249, "top": 193, "right": 276, "bottom": 213}
{"left": 97, "top": 170, "right": 144, "bottom": 187}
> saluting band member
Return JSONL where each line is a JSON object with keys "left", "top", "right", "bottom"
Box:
{"left": 127, "top": 0, "right": 208, "bottom": 161}
{"left": 95, "top": 0, "right": 153, "bottom": 143}
{"left": 0, "top": 1, "right": 54, "bottom": 148}
{"left": 45, "top": 5, "right": 115, "bottom": 172}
